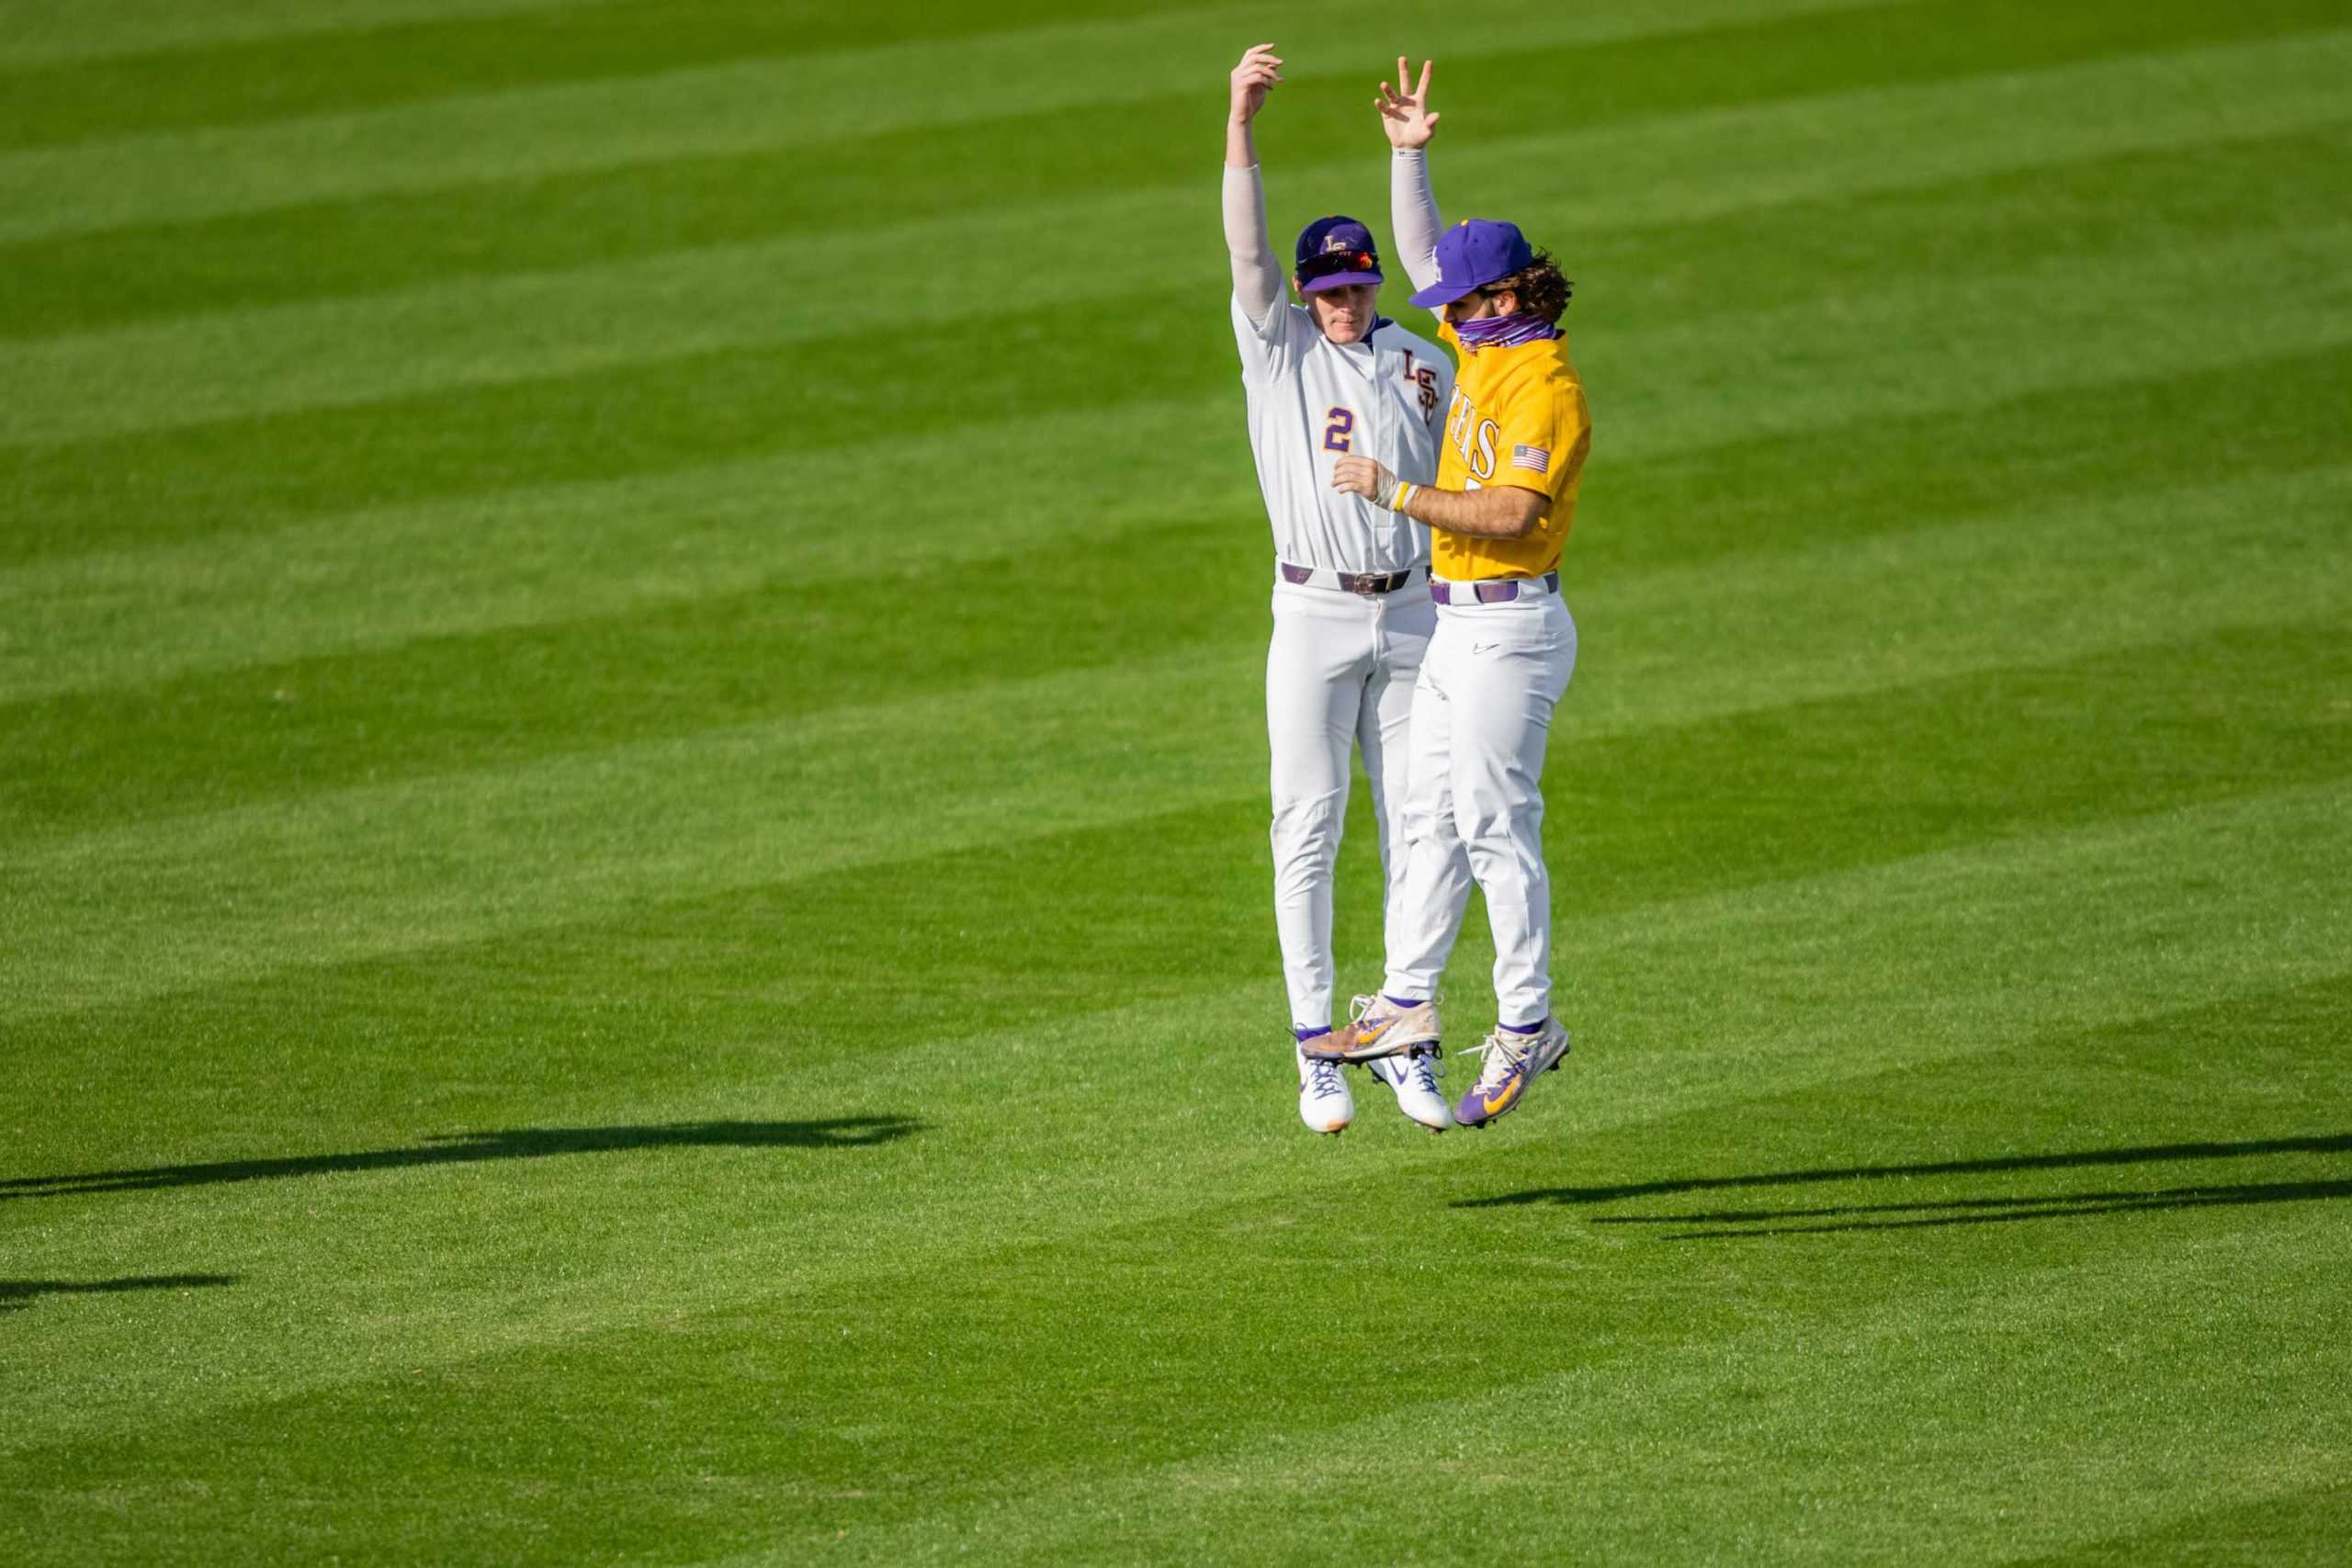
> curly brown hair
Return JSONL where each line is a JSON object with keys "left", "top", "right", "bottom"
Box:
{"left": 1492, "top": 248, "right": 1573, "bottom": 323}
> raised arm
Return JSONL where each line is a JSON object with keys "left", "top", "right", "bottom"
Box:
{"left": 1224, "top": 44, "right": 1286, "bottom": 328}
{"left": 1377, "top": 58, "right": 1443, "bottom": 293}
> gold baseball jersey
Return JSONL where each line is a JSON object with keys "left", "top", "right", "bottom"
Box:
{"left": 1430, "top": 321, "right": 1591, "bottom": 581}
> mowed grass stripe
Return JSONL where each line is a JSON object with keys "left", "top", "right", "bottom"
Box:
{"left": 803, "top": 1172, "right": 2351, "bottom": 1564}
{"left": 6, "top": 565, "right": 2345, "bottom": 1031}
{"left": 1580, "top": 216, "right": 2352, "bottom": 453}
{"left": 1, "top": 513, "right": 1266, "bottom": 831}
{"left": 1567, "top": 470, "right": 2351, "bottom": 757}
{"left": 8, "top": 957, "right": 2343, "bottom": 1567}
{"left": 788, "top": 1209, "right": 2348, "bottom": 1568}
{"left": 6, "top": 442, "right": 2339, "bottom": 845}
{"left": 0, "top": 0, "right": 1193, "bottom": 151}
{"left": 8, "top": 0, "right": 2335, "bottom": 344}
{"left": 0, "top": 396, "right": 1248, "bottom": 704}
{"left": 6, "top": 446, "right": 2345, "bottom": 840}
{"left": 5, "top": 479, "right": 2333, "bottom": 1001}
{"left": 16, "top": 1120, "right": 2343, "bottom": 1566}
{"left": 13, "top": 103, "right": 2346, "bottom": 446}
{"left": 7, "top": 782, "right": 2344, "bottom": 1463}
{"left": 0, "top": 0, "right": 586, "bottom": 69}
{"left": 8, "top": 339, "right": 2344, "bottom": 709}
{"left": 1529, "top": 974, "right": 2352, "bottom": 1207}
{"left": 7, "top": 604, "right": 2341, "bottom": 1144}
{"left": 0, "top": 291, "right": 1220, "bottom": 560}
{"left": 0, "top": 0, "right": 1891, "bottom": 245}
{"left": 16, "top": 1142, "right": 2340, "bottom": 1567}
{"left": 8, "top": 209, "right": 2346, "bottom": 574}
{"left": 1581, "top": 342, "right": 2352, "bottom": 574}
{"left": 2015, "top": 1483, "right": 2352, "bottom": 1567}
{"left": 0, "top": 649, "right": 1263, "bottom": 1019}
{"left": 11, "top": 586, "right": 2343, "bottom": 1138}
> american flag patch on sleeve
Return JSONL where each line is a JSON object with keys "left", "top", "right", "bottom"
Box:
{"left": 1510, "top": 444, "right": 1552, "bottom": 475}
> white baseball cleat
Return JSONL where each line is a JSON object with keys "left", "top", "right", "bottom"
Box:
{"left": 1305, "top": 993, "right": 1442, "bottom": 1063}
{"left": 1367, "top": 1044, "right": 1453, "bottom": 1132}
{"left": 1295, "top": 1042, "right": 1354, "bottom": 1135}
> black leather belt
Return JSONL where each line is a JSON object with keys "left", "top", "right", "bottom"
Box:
{"left": 1279, "top": 562, "right": 1424, "bottom": 596}
{"left": 1430, "top": 570, "right": 1560, "bottom": 605}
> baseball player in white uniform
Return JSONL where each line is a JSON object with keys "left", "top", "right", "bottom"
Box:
{"left": 1223, "top": 44, "right": 1458, "bottom": 1135}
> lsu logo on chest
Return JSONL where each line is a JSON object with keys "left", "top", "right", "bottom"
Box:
{"left": 1402, "top": 349, "right": 1440, "bottom": 421}
{"left": 1443, "top": 388, "right": 1501, "bottom": 488}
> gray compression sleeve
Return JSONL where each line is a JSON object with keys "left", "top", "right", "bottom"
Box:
{"left": 1391, "top": 148, "right": 1442, "bottom": 293}
{"left": 1224, "top": 163, "right": 1285, "bottom": 327}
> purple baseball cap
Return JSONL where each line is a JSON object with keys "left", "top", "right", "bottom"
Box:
{"left": 1294, "top": 215, "right": 1384, "bottom": 294}
{"left": 1408, "top": 219, "right": 1535, "bottom": 308}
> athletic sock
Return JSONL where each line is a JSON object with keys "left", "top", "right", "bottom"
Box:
{"left": 1498, "top": 1019, "right": 1543, "bottom": 1034}
{"left": 1294, "top": 1024, "right": 1333, "bottom": 1043}
{"left": 1385, "top": 994, "right": 1427, "bottom": 1010}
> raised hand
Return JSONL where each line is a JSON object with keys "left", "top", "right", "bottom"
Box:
{"left": 1230, "top": 44, "right": 1283, "bottom": 124}
{"left": 1375, "top": 56, "right": 1440, "bottom": 148}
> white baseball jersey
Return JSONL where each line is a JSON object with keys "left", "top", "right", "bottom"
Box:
{"left": 1231, "top": 298, "right": 1453, "bottom": 575}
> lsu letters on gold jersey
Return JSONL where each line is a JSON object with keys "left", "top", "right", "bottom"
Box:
{"left": 1430, "top": 321, "right": 1591, "bottom": 581}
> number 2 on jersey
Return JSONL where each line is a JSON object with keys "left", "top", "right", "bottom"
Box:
{"left": 1322, "top": 406, "right": 1356, "bottom": 454}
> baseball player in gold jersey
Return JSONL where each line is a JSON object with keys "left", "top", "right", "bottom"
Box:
{"left": 1321, "top": 59, "right": 1591, "bottom": 1129}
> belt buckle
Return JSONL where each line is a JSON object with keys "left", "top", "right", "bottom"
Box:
{"left": 1348, "top": 572, "right": 1386, "bottom": 598}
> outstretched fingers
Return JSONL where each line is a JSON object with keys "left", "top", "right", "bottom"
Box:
{"left": 1232, "top": 42, "right": 1283, "bottom": 117}
{"left": 1374, "top": 57, "right": 1438, "bottom": 143}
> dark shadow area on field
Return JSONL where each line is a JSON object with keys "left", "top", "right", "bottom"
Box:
{"left": 0, "top": 1274, "right": 237, "bottom": 1314}
{"left": 1595, "top": 1176, "right": 2352, "bottom": 1240}
{"left": 0, "top": 1119, "right": 919, "bottom": 1201}
{"left": 1448, "top": 1133, "right": 2352, "bottom": 1241}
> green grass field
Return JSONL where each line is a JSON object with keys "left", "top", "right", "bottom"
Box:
{"left": 5, "top": 0, "right": 2350, "bottom": 1561}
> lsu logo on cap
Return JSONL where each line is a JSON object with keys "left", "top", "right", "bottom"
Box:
{"left": 1322, "top": 234, "right": 1354, "bottom": 254}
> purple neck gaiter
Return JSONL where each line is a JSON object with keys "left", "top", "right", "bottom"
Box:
{"left": 1453, "top": 311, "right": 1560, "bottom": 350}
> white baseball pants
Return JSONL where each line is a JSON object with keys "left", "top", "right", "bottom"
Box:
{"left": 1383, "top": 591, "right": 1577, "bottom": 1025}
{"left": 1267, "top": 580, "right": 1435, "bottom": 1030}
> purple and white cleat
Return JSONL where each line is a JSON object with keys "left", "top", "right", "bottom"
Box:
{"left": 1453, "top": 1018, "right": 1571, "bottom": 1129}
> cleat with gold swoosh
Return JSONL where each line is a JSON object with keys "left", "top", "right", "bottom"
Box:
{"left": 1453, "top": 1018, "right": 1571, "bottom": 1128}
{"left": 1303, "top": 994, "right": 1441, "bottom": 1064}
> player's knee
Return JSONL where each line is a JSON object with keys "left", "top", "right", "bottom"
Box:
{"left": 1270, "top": 791, "right": 1344, "bottom": 863}
{"left": 1456, "top": 795, "right": 1542, "bottom": 846}
{"left": 1461, "top": 807, "right": 1543, "bottom": 856}
{"left": 1461, "top": 824, "right": 1547, "bottom": 885}
{"left": 1398, "top": 799, "right": 1451, "bottom": 850}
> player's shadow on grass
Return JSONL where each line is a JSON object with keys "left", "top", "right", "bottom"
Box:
{"left": 0, "top": 1119, "right": 921, "bottom": 1202}
{"left": 1457, "top": 1132, "right": 2352, "bottom": 1239}
{"left": 0, "top": 1274, "right": 238, "bottom": 1313}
